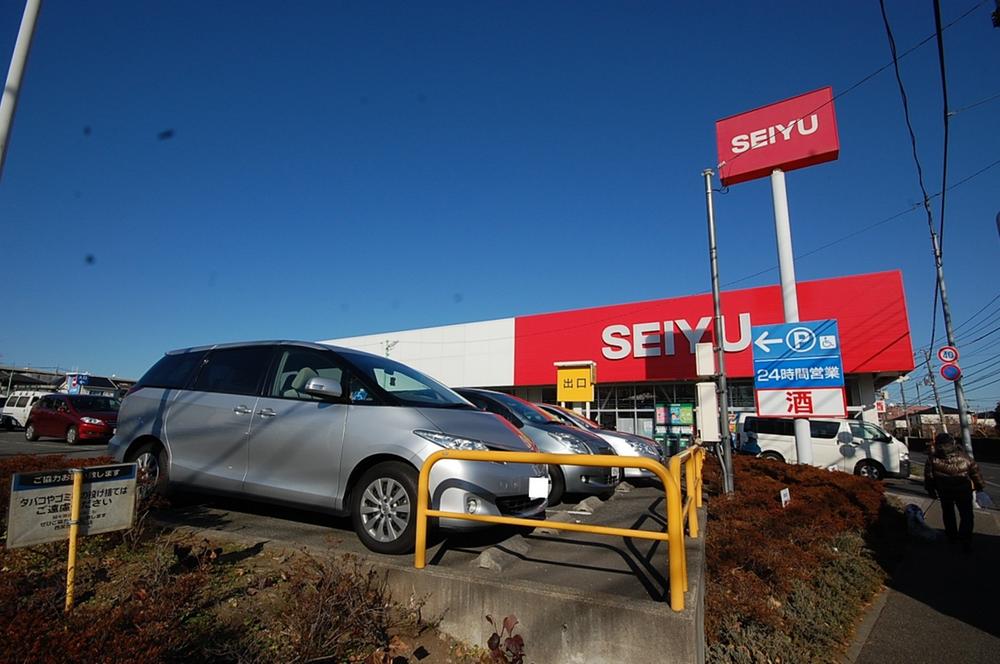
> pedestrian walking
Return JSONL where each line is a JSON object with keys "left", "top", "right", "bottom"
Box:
{"left": 924, "top": 433, "right": 985, "bottom": 553}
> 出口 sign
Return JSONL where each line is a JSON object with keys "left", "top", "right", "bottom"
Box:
{"left": 6, "top": 463, "right": 137, "bottom": 549}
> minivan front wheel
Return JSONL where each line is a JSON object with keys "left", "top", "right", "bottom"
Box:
{"left": 352, "top": 462, "right": 418, "bottom": 555}
{"left": 66, "top": 426, "right": 79, "bottom": 445}
{"left": 24, "top": 423, "right": 38, "bottom": 441}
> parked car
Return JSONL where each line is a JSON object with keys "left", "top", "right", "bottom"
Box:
{"left": 455, "top": 388, "right": 618, "bottom": 505}
{"left": 537, "top": 403, "right": 663, "bottom": 480}
{"left": 25, "top": 393, "right": 120, "bottom": 444}
{"left": 2, "top": 390, "right": 51, "bottom": 429}
{"left": 734, "top": 415, "right": 910, "bottom": 480}
{"left": 109, "top": 341, "right": 548, "bottom": 554}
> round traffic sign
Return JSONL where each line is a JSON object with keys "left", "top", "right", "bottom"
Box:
{"left": 940, "top": 363, "right": 962, "bottom": 382}
{"left": 938, "top": 346, "right": 959, "bottom": 363}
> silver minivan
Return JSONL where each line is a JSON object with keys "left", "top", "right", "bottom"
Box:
{"left": 109, "top": 341, "right": 547, "bottom": 554}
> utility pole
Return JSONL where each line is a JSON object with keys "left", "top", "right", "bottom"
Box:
{"left": 898, "top": 375, "right": 911, "bottom": 443}
{"left": 0, "top": 0, "right": 43, "bottom": 180}
{"left": 702, "top": 169, "right": 733, "bottom": 494}
{"left": 923, "top": 350, "right": 947, "bottom": 436}
{"left": 929, "top": 233, "right": 974, "bottom": 455}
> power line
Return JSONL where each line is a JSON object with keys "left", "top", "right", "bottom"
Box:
{"left": 949, "top": 90, "right": 1000, "bottom": 116}
{"left": 881, "top": 0, "right": 941, "bottom": 349}
{"left": 722, "top": 157, "right": 1000, "bottom": 288}
{"left": 961, "top": 324, "right": 1000, "bottom": 348}
{"left": 716, "top": 0, "right": 987, "bottom": 175}
{"left": 951, "top": 292, "right": 1000, "bottom": 334}
{"left": 933, "top": 0, "right": 953, "bottom": 256}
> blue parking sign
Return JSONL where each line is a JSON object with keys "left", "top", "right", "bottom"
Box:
{"left": 751, "top": 319, "right": 844, "bottom": 391}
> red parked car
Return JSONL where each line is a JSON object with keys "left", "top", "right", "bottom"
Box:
{"left": 25, "top": 394, "right": 120, "bottom": 444}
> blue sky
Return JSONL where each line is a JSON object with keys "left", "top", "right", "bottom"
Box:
{"left": 1, "top": 1, "right": 997, "bottom": 408}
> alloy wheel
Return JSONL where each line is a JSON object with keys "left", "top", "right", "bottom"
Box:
{"left": 359, "top": 477, "right": 411, "bottom": 543}
{"left": 135, "top": 451, "right": 160, "bottom": 498}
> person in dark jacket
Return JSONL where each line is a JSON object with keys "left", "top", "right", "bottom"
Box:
{"left": 924, "top": 432, "right": 985, "bottom": 552}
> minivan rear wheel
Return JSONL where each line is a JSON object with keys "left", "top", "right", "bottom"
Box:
{"left": 759, "top": 451, "right": 785, "bottom": 463}
{"left": 855, "top": 460, "right": 884, "bottom": 481}
{"left": 129, "top": 442, "right": 170, "bottom": 499}
{"left": 351, "top": 462, "right": 418, "bottom": 555}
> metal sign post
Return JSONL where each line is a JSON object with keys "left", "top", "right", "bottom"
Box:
{"left": 65, "top": 469, "right": 83, "bottom": 612}
{"left": 702, "top": 169, "right": 733, "bottom": 494}
{"left": 770, "top": 169, "right": 812, "bottom": 464}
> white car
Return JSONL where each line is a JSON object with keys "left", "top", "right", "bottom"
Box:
{"left": 734, "top": 415, "right": 910, "bottom": 480}
{"left": 1, "top": 390, "right": 51, "bottom": 428}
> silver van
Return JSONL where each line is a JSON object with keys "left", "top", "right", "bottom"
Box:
{"left": 109, "top": 341, "right": 547, "bottom": 554}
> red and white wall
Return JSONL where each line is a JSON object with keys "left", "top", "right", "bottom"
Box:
{"left": 322, "top": 270, "right": 914, "bottom": 389}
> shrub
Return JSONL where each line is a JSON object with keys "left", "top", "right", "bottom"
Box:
{"left": 704, "top": 455, "right": 890, "bottom": 662}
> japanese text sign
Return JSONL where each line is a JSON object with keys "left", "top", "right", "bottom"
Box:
{"left": 556, "top": 366, "right": 594, "bottom": 402}
{"left": 716, "top": 87, "right": 839, "bottom": 186}
{"left": 6, "top": 463, "right": 137, "bottom": 549}
{"left": 752, "top": 319, "right": 846, "bottom": 418}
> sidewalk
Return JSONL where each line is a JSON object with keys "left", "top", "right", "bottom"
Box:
{"left": 853, "top": 478, "right": 1000, "bottom": 664}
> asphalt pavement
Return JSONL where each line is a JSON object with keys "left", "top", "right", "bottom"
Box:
{"left": 854, "top": 466, "right": 1000, "bottom": 664}
{"left": 0, "top": 429, "right": 108, "bottom": 459}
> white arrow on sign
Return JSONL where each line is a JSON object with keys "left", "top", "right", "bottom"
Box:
{"left": 754, "top": 331, "right": 783, "bottom": 353}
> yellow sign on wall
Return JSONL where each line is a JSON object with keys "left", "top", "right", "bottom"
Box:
{"left": 557, "top": 366, "right": 594, "bottom": 402}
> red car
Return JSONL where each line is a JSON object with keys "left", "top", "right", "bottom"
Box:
{"left": 25, "top": 394, "right": 120, "bottom": 444}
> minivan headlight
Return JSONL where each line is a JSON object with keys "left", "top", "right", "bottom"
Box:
{"left": 414, "top": 430, "right": 489, "bottom": 451}
{"left": 548, "top": 430, "right": 591, "bottom": 454}
{"left": 81, "top": 417, "right": 104, "bottom": 425}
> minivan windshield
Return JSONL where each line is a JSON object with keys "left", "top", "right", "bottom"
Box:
{"left": 489, "top": 392, "right": 555, "bottom": 425}
{"left": 549, "top": 406, "right": 601, "bottom": 430}
{"left": 340, "top": 350, "right": 471, "bottom": 408}
{"left": 69, "top": 396, "right": 121, "bottom": 412}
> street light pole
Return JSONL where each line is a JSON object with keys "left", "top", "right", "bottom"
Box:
{"left": 0, "top": 0, "right": 43, "bottom": 180}
{"left": 703, "top": 169, "right": 734, "bottom": 494}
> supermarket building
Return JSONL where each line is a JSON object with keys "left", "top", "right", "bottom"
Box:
{"left": 322, "top": 271, "right": 915, "bottom": 439}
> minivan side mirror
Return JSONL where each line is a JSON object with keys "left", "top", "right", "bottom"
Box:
{"left": 837, "top": 431, "right": 854, "bottom": 445}
{"left": 303, "top": 377, "right": 343, "bottom": 400}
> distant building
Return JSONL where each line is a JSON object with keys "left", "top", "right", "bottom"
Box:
{"left": 1, "top": 367, "right": 135, "bottom": 398}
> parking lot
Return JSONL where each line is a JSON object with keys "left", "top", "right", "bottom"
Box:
{"left": 0, "top": 427, "right": 680, "bottom": 600}
{"left": 0, "top": 429, "right": 108, "bottom": 459}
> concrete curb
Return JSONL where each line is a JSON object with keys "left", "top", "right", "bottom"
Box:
{"left": 841, "top": 586, "right": 889, "bottom": 664}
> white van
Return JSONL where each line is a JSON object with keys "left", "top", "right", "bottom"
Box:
{"left": 735, "top": 415, "right": 910, "bottom": 480}
{"left": 1, "top": 390, "right": 51, "bottom": 428}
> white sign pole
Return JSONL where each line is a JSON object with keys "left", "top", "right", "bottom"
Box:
{"left": 770, "top": 168, "right": 813, "bottom": 465}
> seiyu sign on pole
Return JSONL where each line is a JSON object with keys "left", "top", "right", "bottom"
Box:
{"left": 715, "top": 86, "right": 840, "bottom": 467}
{"left": 6, "top": 463, "right": 137, "bottom": 548}
{"left": 752, "top": 320, "right": 846, "bottom": 418}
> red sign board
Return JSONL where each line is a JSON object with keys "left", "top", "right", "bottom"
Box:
{"left": 513, "top": 271, "right": 913, "bottom": 386}
{"left": 715, "top": 87, "right": 840, "bottom": 186}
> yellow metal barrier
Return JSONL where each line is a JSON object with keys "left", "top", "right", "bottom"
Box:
{"left": 414, "top": 446, "right": 705, "bottom": 612}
